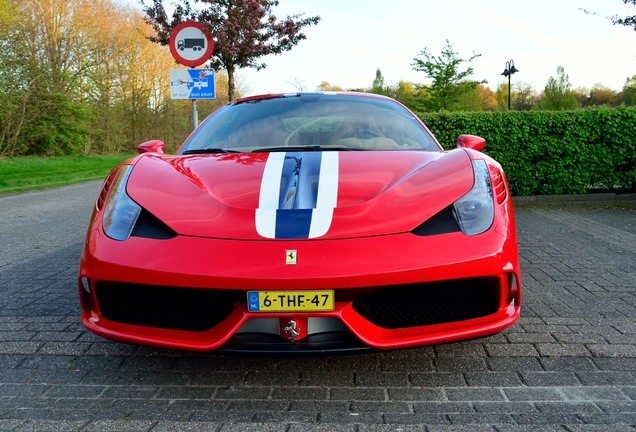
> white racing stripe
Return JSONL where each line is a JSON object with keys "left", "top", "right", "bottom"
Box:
{"left": 309, "top": 152, "right": 339, "bottom": 238}
{"left": 256, "top": 152, "right": 286, "bottom": 238}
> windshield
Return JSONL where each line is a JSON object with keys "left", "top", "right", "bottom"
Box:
{"left": 179, "top": 93, "right": 441, "bottom": 154}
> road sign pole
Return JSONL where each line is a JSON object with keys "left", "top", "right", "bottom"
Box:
{"left": 192, "top": 99, "right": 198, "bottom": 130}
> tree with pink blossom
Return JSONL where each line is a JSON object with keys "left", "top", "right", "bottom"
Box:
{"left": 142, "top": 0, "right": 320, "bottom": 101}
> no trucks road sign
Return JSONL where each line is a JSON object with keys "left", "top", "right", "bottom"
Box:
{"left": 169, "top": 21, "right": 214, "bottom": 67}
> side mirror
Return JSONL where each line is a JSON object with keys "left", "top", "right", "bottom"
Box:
{"left": 137, "top": 140, "right": 166, "bottom": 154}
{"left": 456, "top": 134, "right": 486, "bottom": 151}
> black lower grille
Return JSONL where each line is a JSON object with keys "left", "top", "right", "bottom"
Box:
{"left": 95, "top": 282, "right": 235, "bottom": 332}
{"left": 352, "top": 278, "right": 500, "bottom": 329}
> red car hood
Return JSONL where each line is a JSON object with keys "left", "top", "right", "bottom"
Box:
{"left": 126, "top": 150, "right": 474, "bottom": 240}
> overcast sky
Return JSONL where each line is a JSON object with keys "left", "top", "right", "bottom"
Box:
{"left": 233, "top": 0, "right": 636, "bottom": 96}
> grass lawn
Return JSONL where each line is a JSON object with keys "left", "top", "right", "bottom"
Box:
{"left": 0, "top": 154, "right": 133, "bottom": 194}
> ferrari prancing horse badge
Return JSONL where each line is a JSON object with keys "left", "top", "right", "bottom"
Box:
{"left": 286, "top": 250, "right": 297, "bottom": 265}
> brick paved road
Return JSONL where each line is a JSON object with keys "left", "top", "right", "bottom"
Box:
{"left": 0, "top": 183, "right": 635, "bottom": 431}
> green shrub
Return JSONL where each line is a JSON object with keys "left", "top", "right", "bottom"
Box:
{"left": 416, "top": 107, "right": 636, "bottom": 196}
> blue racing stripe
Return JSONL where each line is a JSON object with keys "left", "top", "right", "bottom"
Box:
{"left": 273, "top": 152, "right": 323, "bottom": 238}
{"left": 275, "top": 209, "right": 313, "bottom": 238}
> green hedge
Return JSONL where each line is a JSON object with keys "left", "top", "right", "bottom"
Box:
{"left": 416, "top": 107, "right": 636, "bottom": 196}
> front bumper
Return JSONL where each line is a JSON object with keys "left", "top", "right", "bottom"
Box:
{"left": 79, "top": 226, "right": 521, "bottom": 352}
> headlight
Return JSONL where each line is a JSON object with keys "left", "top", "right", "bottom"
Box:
{"left": 452, "top": 160, "right": 494, "bottom": 236}
{"left": 102, "top": 165, "right": 141, "bottom": 241}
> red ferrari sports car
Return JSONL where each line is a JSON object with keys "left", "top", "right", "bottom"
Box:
{"left": 79, "top": 92, "right": 521, "bottom": 352}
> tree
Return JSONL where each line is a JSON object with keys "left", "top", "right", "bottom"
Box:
{"left": 513, "top": 82, "right": 538, "bottom": 111}
{"left": 612, "top": 0, "right": 636, "bottom": 30}
{"left": 578, "top": 84, "right": 618, "bottom": 107}
{"left": 496, "top": 82, "right": 539, "bottom": 111}
{"left": 370, "top": 68, "right": 388, "bottom": 95}
{"left": 1, "top": 0, "right": 221, "bottom": 156}
{"left": 0, "top": 0, "right": 10, "bottom": 29}
{"left": 540, "top": 66, "right": 579, "bottom": 110}
{"left": 394, "top": 81, "right": 416, "bottom": 103}
{"left": 142, "top": 0, "right": 320, "bottom": 101}
{"left": 581, "top": 1, "right": 636, "bottom": 30}
{"left": 316, "top": 81, "right": 343, "bottom": 91}
{"left": 286, "top": 77, "right": 306, "bottom": 91}
{"left": 411, "top": 40, "right": 485, "bottom": 111}
{"left": 0, "top": 0, "right": 94, "bottom": 155}
{"left": 495, "top": 82, "right": 515, "bottom": 111}
{"left": 476, "top": 84, "right": 498, "bottom": 111}
{"left": 618, "top": 75, "right": 636, "bottom": 106}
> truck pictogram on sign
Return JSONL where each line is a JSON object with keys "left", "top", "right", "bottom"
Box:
{"left": 178, "top": 38, "right": 205, "bottom": 51}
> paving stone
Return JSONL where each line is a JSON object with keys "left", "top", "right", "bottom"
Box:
{"left": 484, "top": 343, "right": 540, "bottom": 357}
{"left": 540, "top": 357, "right": 599, "bottom": 372}
{"left": 503, "top": 387, "right": 565, "bottom": 401}
{"left": 355, "top": 372, "right": 408, "bottom": 387}
{"left": 317, "top": 411, "right": 383, "bottom": 424}
{"left": 494, "top": 426, "right": 570, "bottom": 432}
{"left": 151, "top": 421, "right": 221, "bottom": 432}
{"left": 331, "top": 387, "right": 385, "bottom": 401}
{"left": 83, "top": 420, "right": 156, "bottom": 431}
{"left": 272, "top": 386, "right": 329, "bottom": 400}
{"left": 288, "top": 424, "right": 357, "bottom": 432}
{"left": 350, "top": 401, "right": 411, "bottom": 413}
{"left": 378, "top": 413, "right": 448, "bottom": 425}
{"left": 155, "top": 385, "right": 216, "bottom": 399}
{"left": 409, "top": 372, "right": 466, "bottom": 387}
{"left": 464, "top": 372, "right": 523, "bottom": 387}
{"left": 565, "top": 424, "right": 636, "bottom": 432}
{"left": 561, "top": 387, "right": 630, "bottom": 401}
{"left": 619, "top": 387, "right": 636, "bottom": 400}
{"left": 587, "top": 344, "right": 636, "bottom": 358}
{"left": 596, "top": 401, "right": 636, "bottom": 413}
{"left": 487, "top": 357, "right": 543, "bottom": 372}
{"left": 356, "top": 425, "right": 424, "bottom": 432}
{"left": 536, "top": 343, "right": 592, "bottom": 357}
{"left": 387, "top": 387, "right": 444, "bottom": 402}
{"left": 521, "top": 372, "right": 582, "bottom": 387}
{"left": 446, "top": 413, "right": 515, "bottom": 424}
{"left": 13, "top": 420, "right": 92, "bottom": 432}
{"left": 446, "top": 388, "right": 505, "bottom": 401}
{"left": 576, "top": 372, "right": 636, "bottom": 386}
{"left": 434, "top": 358, "right": 488, "bottom": 373}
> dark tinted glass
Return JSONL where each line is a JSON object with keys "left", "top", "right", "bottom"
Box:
{"left": 180, "top": 94, "right": 441, "bottom": 153}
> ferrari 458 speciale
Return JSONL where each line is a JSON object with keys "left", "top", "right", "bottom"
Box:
{"left": 79, "top": 92, "right": 521, "bottom": 352}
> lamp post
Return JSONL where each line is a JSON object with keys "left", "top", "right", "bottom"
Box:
{"left": 501, "top": 59, "right": 519, "bottom": 110}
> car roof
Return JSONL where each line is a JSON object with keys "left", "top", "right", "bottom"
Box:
{"left": 230, "top": 91, "right": 394, "bottom": 106}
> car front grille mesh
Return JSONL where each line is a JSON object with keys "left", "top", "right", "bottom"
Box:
{"left": 95, "top": 282, "right": 235, "bottom": 332}
{"left": 95, "top": 278, "right": 500, "bottom": 333}
{"left": 352, "top": 278, "right": 500, "bottom": 329}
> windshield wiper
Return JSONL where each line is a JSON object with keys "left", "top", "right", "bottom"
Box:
{"left": 252, "top": 145, "right": 363, "bottom": 153}
{"left": 182, "top": 148, "right": 240, "bottom": 155}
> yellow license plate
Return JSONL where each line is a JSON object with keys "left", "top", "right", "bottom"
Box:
{"left": 247, "top": 290, "right": 335, "bottom": 312}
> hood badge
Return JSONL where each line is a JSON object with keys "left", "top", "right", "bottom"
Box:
{"left": 286, "top": 250, "right": 297, "bottom": 265}
{"left": 284, "top": 320, "right": 301, "bottom": 342}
